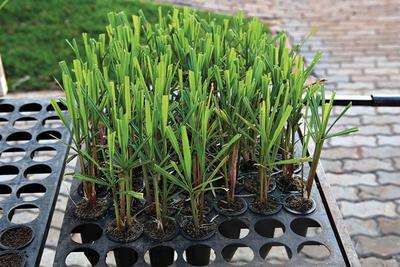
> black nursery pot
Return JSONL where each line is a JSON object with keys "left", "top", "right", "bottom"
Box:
{"left": 0, "top": 250, "right": 26, "bottom": 267}
{"left": 0, "top": 225, "right": 34, "bottom": 250}
{"left": 283, "top": 194, "right": 317, "bottom": 215}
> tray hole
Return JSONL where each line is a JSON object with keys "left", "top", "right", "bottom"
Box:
{"left": 8, "top": 204, "right": 40, "bottom": 223}
{"left": 0, "top": 184, "right": 12, "bottom": 202}
{"left": 144, "top": 245, "right": 177, "bottom": 266}
{"left": 31, "top": 147, "right": 57, "bottom": 162}
{"left": 184, "top": 244, "right": 216, "bottom": 266}
{"left": 219, "top": 218, "right": 249, "bottom": 239}
{"left": 0, "top": 148, "right": 25, "bottom": 163}
{"left": 70, "top": 223, "right": 102, "bottom": 244}
{"left": 222, "top": 244, "right": 254, "bottom": 265}
{"left": 291, "top": 218, "right": 322, "bottom": 237}
{"left": 0, "top": 207, "right": 3, "bottom": 219}
{"left": 0, "top": 225, "right": 34, "bottom": 249}
{"left": 0, "top": 104, "right": 14, "bottom": 115}
{"left": 47, "top": 101, "right": 67, "bottom": 111}
{"left": 17, "top": 183, "right": 46, "bottom": 201}
{"left": 19, "top": 103, "right": 42, "bottom": 115}
{"left": 255, "top": 218, "right": 285, "bottom": 238}
{"left": 24, "top": 164, "right": 52, "bottom": 180}
{"left": 0, "top": 165, "right": 19, "bottom": 182}
{"left": 13, "top": 117, "right": 37, "bottom": 130}
{"left": 43, "top": 116, "right": 63, "bottom": 128}
{"left": 297, "top": 241, "right": 330, "bottom": 263}
{"left": 260, "top": 242, "right": 292, "bottom": 265}
{"left": 37, "top": 130, "right": 61, "bottom": 144}
{"left": 66, "top": 248, "right": 99, "bottom": 266}
{"left": 106, "top": 247, "right": 138, "bottom": 267}
{"left": 6, "top": 131, "right": 32, "bottom": 145}
{"left": 0, "top": 118, "right": 8, "bottom": 127}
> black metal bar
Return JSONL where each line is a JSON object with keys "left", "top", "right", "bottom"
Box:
{"left": 329, "top": 94, "right": 400, "bottom": 107}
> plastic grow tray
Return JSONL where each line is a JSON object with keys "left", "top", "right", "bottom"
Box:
{"left": 54, "top": 132, "right": 359, "bottom": 267}
{"left": 0, "top": 99, "right": 71, "bottom": 267}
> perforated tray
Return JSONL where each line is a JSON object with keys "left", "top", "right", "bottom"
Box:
{"left": 0, "top": 99, "right": 71, "bottom": 267}
{"left": 54, "top": 141, "right": 356, "bottom": 266}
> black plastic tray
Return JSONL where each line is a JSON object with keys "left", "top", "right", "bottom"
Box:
{"left": 0, "top": 99, "right": 70, "bottom": 267}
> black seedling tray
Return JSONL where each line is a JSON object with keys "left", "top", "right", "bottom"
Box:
{"left": 0, "top": 99, "right": 71, "bottom": 267}
{"left": 54, "top": 139, "right": 357, "bottom": 266}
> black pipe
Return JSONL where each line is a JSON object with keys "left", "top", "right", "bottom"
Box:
{"left": 327, "top": 94, "right": 400, "bottom": 107}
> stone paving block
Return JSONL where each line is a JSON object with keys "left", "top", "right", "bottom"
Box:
{"left": 340, "top": 201, "right": 397, "bottom": 218}
{"left": 327, "top": 173, "right": 377, "bottom": 186}
{"left": 343, "top": 158, "right": 394, "bottom": 172}
{"left": 344, "top": 218, "right": 379, "bottom": 237}
{"left": 358, "top": 185, "right": 400, "bottom": 201}
{"left": 377, "top": 217, "right": 400, "bottom": 235}
{"left": 355, "top": 235, "right": 400, "bottom": 258}
{"left": 377, "top": 171, "right": 400, "bottom": 185}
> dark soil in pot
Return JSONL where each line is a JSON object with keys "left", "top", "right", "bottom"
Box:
{"left": 278, "top": 175, "right": 304, "bottom": 193}
{"left": 105, "top": 219, "right": 143, "bottom": 243}
{"left": 0, "top": 225, "right": 33, "bottom": 249}
{"left": 214, "top": 196, "right": 247, "bottom": 216}
{"left": 77, "top": 182, "right": 109, "bottom": 199}
{"left": 244, "top": 178, "right": 276, "bottom": 194}
{"left": 144, "top": 217, "right": 178, "bottom": 241}
{"left": 180, "top": 198, "right": 212, "bottom": 216}
{"left": 249, "top": 197, "right": 282, "bottom": 215}
{"left": 180, "top": 217, "right": 217, "bottom": 241}
{"left": 284, "top": 194, "right": 316, "bottom": 215}
{"left": 0, "top": 251, "right": 25, "bottom": 267}
{"left": 73, "top": 198, "right": 108, "bottom": 220}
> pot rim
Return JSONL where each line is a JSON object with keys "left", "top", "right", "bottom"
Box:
{"left": 283, "top": 193, "right": 316, "bottom": 215}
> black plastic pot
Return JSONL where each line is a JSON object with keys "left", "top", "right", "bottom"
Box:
{"left": 0, "top": 225, "right": 34, "bottom": 250}
{"left": 213, "top": 197, "right": 248, "bottom": 216}
{"left": 0, "top": 250, "right": 27, "bottom": 267}
{"left": 283, "top": 194, "right": 317, "bottom": 215}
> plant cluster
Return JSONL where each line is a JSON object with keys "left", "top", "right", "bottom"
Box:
{"left": 54, "top": 8, "right": 356, "bottom": 241}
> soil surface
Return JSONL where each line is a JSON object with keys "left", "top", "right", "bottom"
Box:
{"left": 286, "top": 195, "right": 313, "bottom": 213}
{"left": 106, "top": 219, "right": 143, "bottom": 242}
{"left": 74, "top": 198, "right": 108, "bottom": 220}
{"left": 181, "top": 218, "right": 216, "bottom": 240}
{"left": 217, "top": 197, "right": 245, "bottom": 214}
{"left": 250, "top": 198, "right": 280, "bottom": 214}
{"left": 239, "top": 160, "right": 257, "bottom": 173}
{"left": 0, "top": 252, "right": 24, "bottom": 267}
{"left": 278, "top": 175, "right": 304, "bottom": 192}
{"left": 244, "top": 178, "right": 275, "bottom": 194}
{"left": 0, "top": 226, "right": 33, "bottom": 249}
{"left": 144, "top": 217, "right": 177, "bottom": 241}
{"left": 181, "top": 198, "right": 212, "bottom": 216}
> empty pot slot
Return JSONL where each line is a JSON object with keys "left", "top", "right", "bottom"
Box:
{"left": 37, "top": 131, "right": 61, "bottom": 144}
{"left": 297, "top": 241, "right": 331, "bottom": 263}
{"left": 43, "top": 116, "right": 63, "bottom": 128}
{"left": 219, "top": 218, "right": 250, "bottom": 239}
{"left": 290, "top": 218, "right": 322, "bottom": 237}
{"left": 31, "top": 147, "right": 57, "bottom": 162}
{"left": 66, "top": 248, "right": 99, "bottom": 266}
{"left": 0, "top": 104, "right": 14, "bottom": 115}
{"left": 0, "top": 148, "right": 25, "bottom": 163}
{"left": 184, "top": 244, "right": 216, "bottom": 266}
{"left": 144, "top": 245, "right": 177, "bottom": 267}
{"left": 46, "top": 101, "right": 67, "bottom": 111}
{"left": 0, "top": 184, "right": 12, "bottom": 202}
{"left": 8, "top": 204, "right": 40, "bottom": 223}
{"left": 105, "top": 247, "right": 138, "bottom": 267}
{"left": 24, "top": 164, "right": 52, "bottom": 180}
{"left": 19, "top": 103, "right": 42, "bottom": 115}
{"left": 222, "top": 244, "right": 254, "bottom": 265}
{"left": 0, "top": 118, "right": 8, "bottom": 127}
{"left": 0, "top": 165, "right": 19, "bottom": 182}
{"left": 17, "top": 183, "right": 46, "bottom": 201}
{"left": 6, "top": 132, "right": 32, "bottom": 145}
{"left": 13, "top": 117, "right": 37, "bottom": 129}
{"left": 260, "top": 242, "right": 292, "bottom": 265}
{"left": 0, "top": 225, "right": 34, "bottom": 249}
{"left": 254, "top": 218, "right": 285, "bottom": 238}
{"left": 70, "top": 223, "right": 102, "bottom": 244}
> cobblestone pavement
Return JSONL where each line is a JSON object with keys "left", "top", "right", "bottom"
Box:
{"left": 157, "top": 0, "right": 400, "bottom": 265}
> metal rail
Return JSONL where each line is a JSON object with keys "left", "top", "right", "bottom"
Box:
{"left": 330, "top": 94, "right": 400, "bottom": 107}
